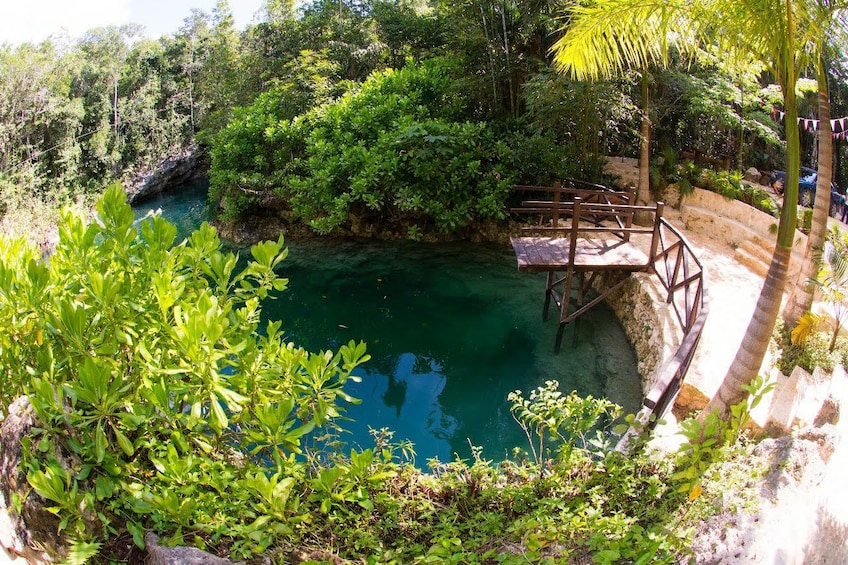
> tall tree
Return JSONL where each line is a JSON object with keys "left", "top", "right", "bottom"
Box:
{"left": 265, "top": 0, "right": 296, "bottom": 21}
{"left": 701, "top": 0, "right": 815, "bottom": 418}
{"left": 783, "top": 56, "right": 834, "bottom": 326}
{"left": 549, "top": 0, "right": 697, "bottom": 207}
{"left": 782, "top": 4, "right": 848, "bottom": 326}
{"left": 439, "top": 0, "right": 552, "bottom": 119}
{"left": 73, "top": 25, "right": 141, "bottom": 181}
{"left": 550, "top": 0, "right": 815, "bottom": 419}
{"left": 193, "top": 0, "right": 243, "bottom": 137}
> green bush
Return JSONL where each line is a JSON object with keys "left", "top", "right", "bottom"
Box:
{"left": 0, "top": 184, "right": 369, "bottom": 559}
{"left": 504, "top": 130, "right": 607, "bottom": 186}
{"left": 701, "top": 169, "right": 778, "bottom": 217}
{"left": 649, "top": 148, "right": 702, "bottom": 202}
{"left": 210, "top": 57, "right": 514, "bottom": 235}
{"left": 775, "top": 319, "right": 844, "bottom": 374}
{"left": 208, "top": 51, "right": 341, "bottom": 221}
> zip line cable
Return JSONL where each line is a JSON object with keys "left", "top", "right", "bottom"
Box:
{"left": 0, "top": 97, "right": 191, "bottom": 176}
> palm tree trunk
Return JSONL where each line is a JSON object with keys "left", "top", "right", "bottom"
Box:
{"left": 703, "top": 244, "right": 793, "bottom": 416}
{"left": 702, "top": 0, "right": 800, "bottom": 420}
{"left": 637, "top": 70, "right": 651, "bottom": 206}
{"left": 783, "top": 56, "right": 833, "bottom": 326}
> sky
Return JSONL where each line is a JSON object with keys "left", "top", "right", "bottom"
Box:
{"left": 0, "top": 0, "right": 265, "bottom": 46}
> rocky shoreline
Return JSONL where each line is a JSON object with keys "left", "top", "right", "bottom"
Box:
{"left": 123, "top": 144, "right": 209, "bottom": 205}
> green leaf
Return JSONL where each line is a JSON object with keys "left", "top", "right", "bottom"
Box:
{"left": 595, "top": 549, "right": 621, "bottom": 564}
{"left": 210, "top": 393, "right": 229, "bottom": 432}
{"left": 66, "top": 539, "right": 101, "bottom": 565}
{"left": 94, "top": 423, "right": 107, "bottom": 463}
{"left": 27, "top": 466, "right": 68, "bottom": 504}
{"left": 127, "top": 521, "right": 145, "bottom": 549}
{"left": 112, "top": 426, "right": 134, "bottom": 457}
{"left": 95, "top": 475, "right": 115, "bottom": 499}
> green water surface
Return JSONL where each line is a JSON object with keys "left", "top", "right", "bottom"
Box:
{"left": 133, "top": 181, "right": 642, "bottom": 464}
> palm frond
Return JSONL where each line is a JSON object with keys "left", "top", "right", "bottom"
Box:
{"left": 792, "top": 311, "right": 823, "bottom": 345}
{"left": 550, "top": 0, "right": 698, "bottom": 80}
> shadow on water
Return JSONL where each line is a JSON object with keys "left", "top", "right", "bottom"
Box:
{"left": 131, "top": 179, "right": 212, "bottom": 241}
{"left": 133, "top": 182, "right": 642, "bottom": 465}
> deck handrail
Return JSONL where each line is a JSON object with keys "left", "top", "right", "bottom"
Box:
{"left": 638, "top": 218, "right": 709, "bottom": 431}
{"left": 511, "top": 181, "right": 637, "bottom": 238}
{"left": 510, "top": 183, "right": 709, "bottom": 438}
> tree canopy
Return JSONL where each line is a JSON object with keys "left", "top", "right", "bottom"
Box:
{"left": 2, "top": 0, "right": 828, "bottom": 240}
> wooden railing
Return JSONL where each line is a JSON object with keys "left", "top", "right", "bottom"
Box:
{"left": 640, "top": 219, "right": 709, "bottom": 429}
{"left": 511, "top": 180, "right": 637, "bottom": 239}
{"left": 509, "top": 181, "right": 709, "bottom": 434}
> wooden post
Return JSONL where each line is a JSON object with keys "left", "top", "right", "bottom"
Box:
{"left": 568, "top": 197, "right": 581, "bottom": 268}
{"left": 649, "top": 202, "right": 664, "bottom": 264}
{"left": 552, "top": 181, "right": 562, "bottom": 229}
{"left": 624, "top": 185, "right": 637, "bottom": 242}
{"left": 556, "top": 197, "right": 582, "bottom": 353}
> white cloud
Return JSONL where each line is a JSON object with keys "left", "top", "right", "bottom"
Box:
{"left": 0, "top": 0, "right": 132, "bottom": 46}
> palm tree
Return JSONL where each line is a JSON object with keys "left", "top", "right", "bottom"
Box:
{"left": 782, "top": 52, "right": 834, "bottom": 327}
{"left": 701, "top": 0, "right": 813, "bottom": 419}
{"left": 783, "top": 4, "right": 848, "bottom": 326}
{"left": 550, "top": 0, "right": 812, "bottom": 420}
{"left": 550, "top": 0, "right": 697, "bottom": 207}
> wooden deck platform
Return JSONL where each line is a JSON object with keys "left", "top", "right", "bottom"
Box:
{"left": 511, "top": 236, "right": 651, "bottom": 273}
{"left": 509, "top": 180, "right": 708, "bottom": 431}
{"left": 509, "top": 184, "right": 663, "bottom": 353}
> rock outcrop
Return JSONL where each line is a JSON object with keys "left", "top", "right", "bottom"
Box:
{"left": 0, "top": 397, "right": 64, "bottom": 562}
{"left": 145, "top": 533, "right": 243, "bottom": 565}
{"left": 124, "top": 144, "right": 208, "bottom": 204}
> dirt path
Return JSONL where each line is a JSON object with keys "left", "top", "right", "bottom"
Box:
{"left": 659, "top": 209, "right": 848, "bottom": 564}
{"left": 653, "top": 209, "right": 767, "bottom": 413}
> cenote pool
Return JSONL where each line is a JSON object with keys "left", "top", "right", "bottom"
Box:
{"left": 133, "top": 181, "right": 641, "bottom": 464}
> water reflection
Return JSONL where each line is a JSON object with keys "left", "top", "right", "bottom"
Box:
{"left": 344, "top": 353, "right": 458, "bottom": 462}
{"left": 132, "top": 184, "right": 643, "bottom": 465}
{"left": 382, "top": 374, "right": 407, "bottom": 417}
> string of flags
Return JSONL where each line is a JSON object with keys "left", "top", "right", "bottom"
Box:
{"left": 774, "top": 110, "right": 848, "bottom": 139}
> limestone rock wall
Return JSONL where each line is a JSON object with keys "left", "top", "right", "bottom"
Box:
{"left": 598, "top": 273, "right": 681, "bottom": 396}
{"left": 603, "top": 156, "right": 639, "bottom": 191}
{"left": 0, "top": 397, "right": 64, "bottom": 563}
{"left": 124, "top": 144, "right": 208, "bottom": 204}
{"left": 680, "top": 188, "right": 807, "bottom": 282}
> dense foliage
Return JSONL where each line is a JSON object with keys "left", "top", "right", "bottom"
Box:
{"left": 0, "top": 188, "right": 762, "bottom": 563}
{"left": 210, "top": 58, "right": 514, "bottom": 235}
{"left": 3, "top": 0, "right": 825, "bottom": 241}
{"left": 0, "top": 185, "right": 370, "bottom": 559}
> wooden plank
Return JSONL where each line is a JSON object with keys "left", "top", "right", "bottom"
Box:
{"left": 511, "top": 237, "right": 650, "bottom": 272}
{"left": 549, "top": 238, "right": 570, "bottom": 265}
{"left": 512, "top": 237, "right": 547, "bottom": 270}
{"left": 524, "top": 238, "right": 550, "bottom": 268}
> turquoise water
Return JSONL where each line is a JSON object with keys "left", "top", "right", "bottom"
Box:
{"left": 133, "top": 181, "right": 641, "bottom": 464}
